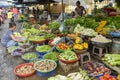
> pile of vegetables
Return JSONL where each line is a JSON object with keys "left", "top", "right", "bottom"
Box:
{"left": 22, "top": 52, "right": 38, "bottom": 61}
{"left": 43, "top": 52, "right": 58, "bottom": 61}
{"left": 102, "top": 54, "right": 120, "bottom": 66}
{"left": 73, "top": 37, "right": 88, "bottom": 51}
{"left": 34, "top": 60, "right": 57, "bottom": 72}
{"left": 29, "top": 36, "right": 45, "bottom": 41}
{"left": 57, "top": 42, "right": 69, "bottom": 51}
{"left": 44, "top": 34, "right": 55, "bottom": 40}
{"left": 74, "top": 24, "right": 98, "bottom": 36}
{"left": 48, "top": 68, "right": 91, "bottom": 80}
{"left": 91, "top": 35, "right": 112, "bottom": 43}
{"left": 59, "top": 50, "right": 77, "bottom": 60}
{"left": 16, "top": 65, "right": 35, "bottom": 74}
{"left": 27, "top": 28, "right": 40, "bottom": 35}
{"left": 83, "top": 61, "right": 111, "bottom": 76}
{"left": 99, "top": 74, "right": 115, "bottom": 80}
{"left": 7, "top": 46, "right": 18, "bottom": 53}
{"left": 14, "top": 32, "right": 22, "bottom": 37}
{"left": 36, "top": 45, "right": 51, "bottom": 52}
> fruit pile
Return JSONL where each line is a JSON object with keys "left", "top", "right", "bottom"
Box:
{"left": 99, "top": 74, "right": 116, "bottom": 80}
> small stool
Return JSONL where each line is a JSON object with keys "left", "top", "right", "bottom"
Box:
{"left": 92, "top": 46, "right": 108, "bottom": 57}
{"left": 80, "top": 52, "right": 91, "bottom": 66}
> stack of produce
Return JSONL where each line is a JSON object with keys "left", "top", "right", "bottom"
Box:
{"left": 96, "top": 21, "right": 107, "bottom": 34}
{"left": 99, "top": 74, "right": 115, "bottom": 80}
{"left": 56, "top": 42, "right": 69, "bottom": 52}
{"left": 59, "top": 50, "right": 80, "bottom": 64}
{"left": 83, "top": 61, "right": 111, "bottom": 76}
{"left": 36, "top": 45, "right": 51, "bottom": 53}
{"left": 73, "top": 37, "right": 88, "bottom": 51}
{"left": 74, "top": 24, "right": 97, "bottom": 36}
{"left": 91, "top": 35, "right": 112, "bottom": 43}
{"left": 43, "top": 52, "right": 58, "bottom": 62}
{"left": 48, "top": 68, "right": 91, "bottom": 80}
{"left": 27, "top": 28, "right": 40, "bottom": 35}
{"left": 28, "top": 36, "right": 45, "bottom": 42}
{"left": 103, "top": 54, "right": 120, "bottom": 66}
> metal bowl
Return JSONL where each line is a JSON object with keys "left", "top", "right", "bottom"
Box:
{"left": 91, "top": 40, "right": 112, "bottom": 48}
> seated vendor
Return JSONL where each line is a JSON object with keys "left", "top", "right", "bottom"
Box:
{"left": 1, "top": 22, "right": 24, "bottom": 47}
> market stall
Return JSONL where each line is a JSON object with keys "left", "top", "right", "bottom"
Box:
{"left": 8, "top": 11, "right": 120, "bottom": 80}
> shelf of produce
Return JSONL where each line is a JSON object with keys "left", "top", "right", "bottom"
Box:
{"left": 91, "top": 54, "right": 120, "bottom": 74}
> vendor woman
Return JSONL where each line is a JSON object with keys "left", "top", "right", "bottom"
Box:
{"left": 1, "top": 22, "right": 24, "bottom": 47}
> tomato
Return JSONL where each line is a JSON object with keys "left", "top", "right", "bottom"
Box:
{"left": 104, "top": 74, "right": 110, "bottom": 79}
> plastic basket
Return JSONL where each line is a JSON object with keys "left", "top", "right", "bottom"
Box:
{"left": 36, "top": 69, "right": 56, "bottom": 77}
{"left": 14, "top": 63, "right": 35, "bottom": 77}
{"left": 22, "top": 52, "right": 39, "bottom": 62}
{"left": 59, "top": 55, "right": 80, "bottom": 64}
{"left": 34, "top": 59, "right": 57, "bottom": 77}
{"left": 35, "top": 52, "right": 47, "bottom": 59}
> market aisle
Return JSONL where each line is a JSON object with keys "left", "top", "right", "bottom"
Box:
{"left": 0, "top": 20, "right": 24, "bottom": 80}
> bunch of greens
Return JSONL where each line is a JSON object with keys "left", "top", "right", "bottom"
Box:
{"left": 22, "top": 52, "right": 38, "bottom": 60}
{"left": 59, "top": 50, "right": 77, "bottom": 60}
{"left": 27, "top": 28, "right": 40, "bottom": 35}
{"left": 36, "top": 45, "right": 51, "bottom": 52}
{"left": 44, "top": 34, "right": 55, "bottom": 40}
{"left": 28, "top": 36, "right": 45, "bottom": 41}
{"left": 43, "top": 52, "right": 58, "bottom": 61}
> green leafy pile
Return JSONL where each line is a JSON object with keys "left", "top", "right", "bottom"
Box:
{"left": 36, "top": 45, "right": 51, "bottom": 52}
{"left": 59, "top": 50, "right": 77, "bottom": 60}
{"left": 43, "top": 52, "right": 58, "bottom": 61}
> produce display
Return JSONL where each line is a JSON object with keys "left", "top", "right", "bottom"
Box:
{"left": 36, "top": 45, "right": 51, "bottom": 52}
{"left": 99, "top": 74, "right": 115, "bottom": 80}
{"left": 83, "top": 61, "right": 111, "bottom": 76}
{"left": 14, "top": 32, "right": 22, "bottom": 37}
{"left": 96, "top": 21, "right": 107, "bottom": 34}
{"left": 14, "top": 63, "right": 35, "bottom": 77}
{"left": 22, "top": 32, "right": 31, "bottom": 38}
{"left": 28, "top": 36, "right": 45, "bottom": 41}
{"left": 91, "top": 35, "right": 112, "bottom": 43}
{"left": 74, "top": 24, "right": 98, "bottom": 36}
{"left": 48, "top": 68, "right": 91, "bottom": 80}
{"left": 44, "top": 34, "right": 55, "bottom": 40}
{"left": 34, "top": 60, "right": 57, "bottom": 72}
{"left": 48, "top": 75, "right": 71, "bottom": 80}
{"left": 59, "top": 50, "right": 77, "bottom": 60}
{"left": 27, "top": 28, "right": 40, "bottom": 35}
{"left": 7, "top": 46, "right": 18, "bottom": 53}
{"left": 103, "top": 54, "right": 120, "bottom": 66}
{"left": 22, "top": 52, "right": 38, "bottom": 61}
{"left": 57, "top": 42, "right": 69, "bottom": 51}
{"left": 73, "top": 37, "right": 88, "bottom": 51}
{"left": 43, "top": 52, "right": 58, "bottom": 61}
{"left": 16, "top": 65, "right": 34, "bottom": 74}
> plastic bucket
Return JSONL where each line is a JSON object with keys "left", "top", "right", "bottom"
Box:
{"left": 112, "top": 39, "right": 120, "bottom": 53}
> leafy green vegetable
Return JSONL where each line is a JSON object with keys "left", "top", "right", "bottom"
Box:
{"left": 43, "top": 52, "right": 58, "bottom": 61}
{"left": 27, "top": 28, "right": 40, "bottom": 35}
{"left": 22, "top": 52, "right": 38, "bottom": 60}
{"left": 36, "top": 45, "right": 51, "bottom": 52}
{"left": 59, "top": 50, "right": 77, "bottom": 60}
{"left": 7, "top": 46, "right": 18, "bottom": 53}
{"left": 29, "top": 36, "right": 45, "bottom": 41}
{"left": 44, "top": 34, "right": 55, "bottom": 39}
